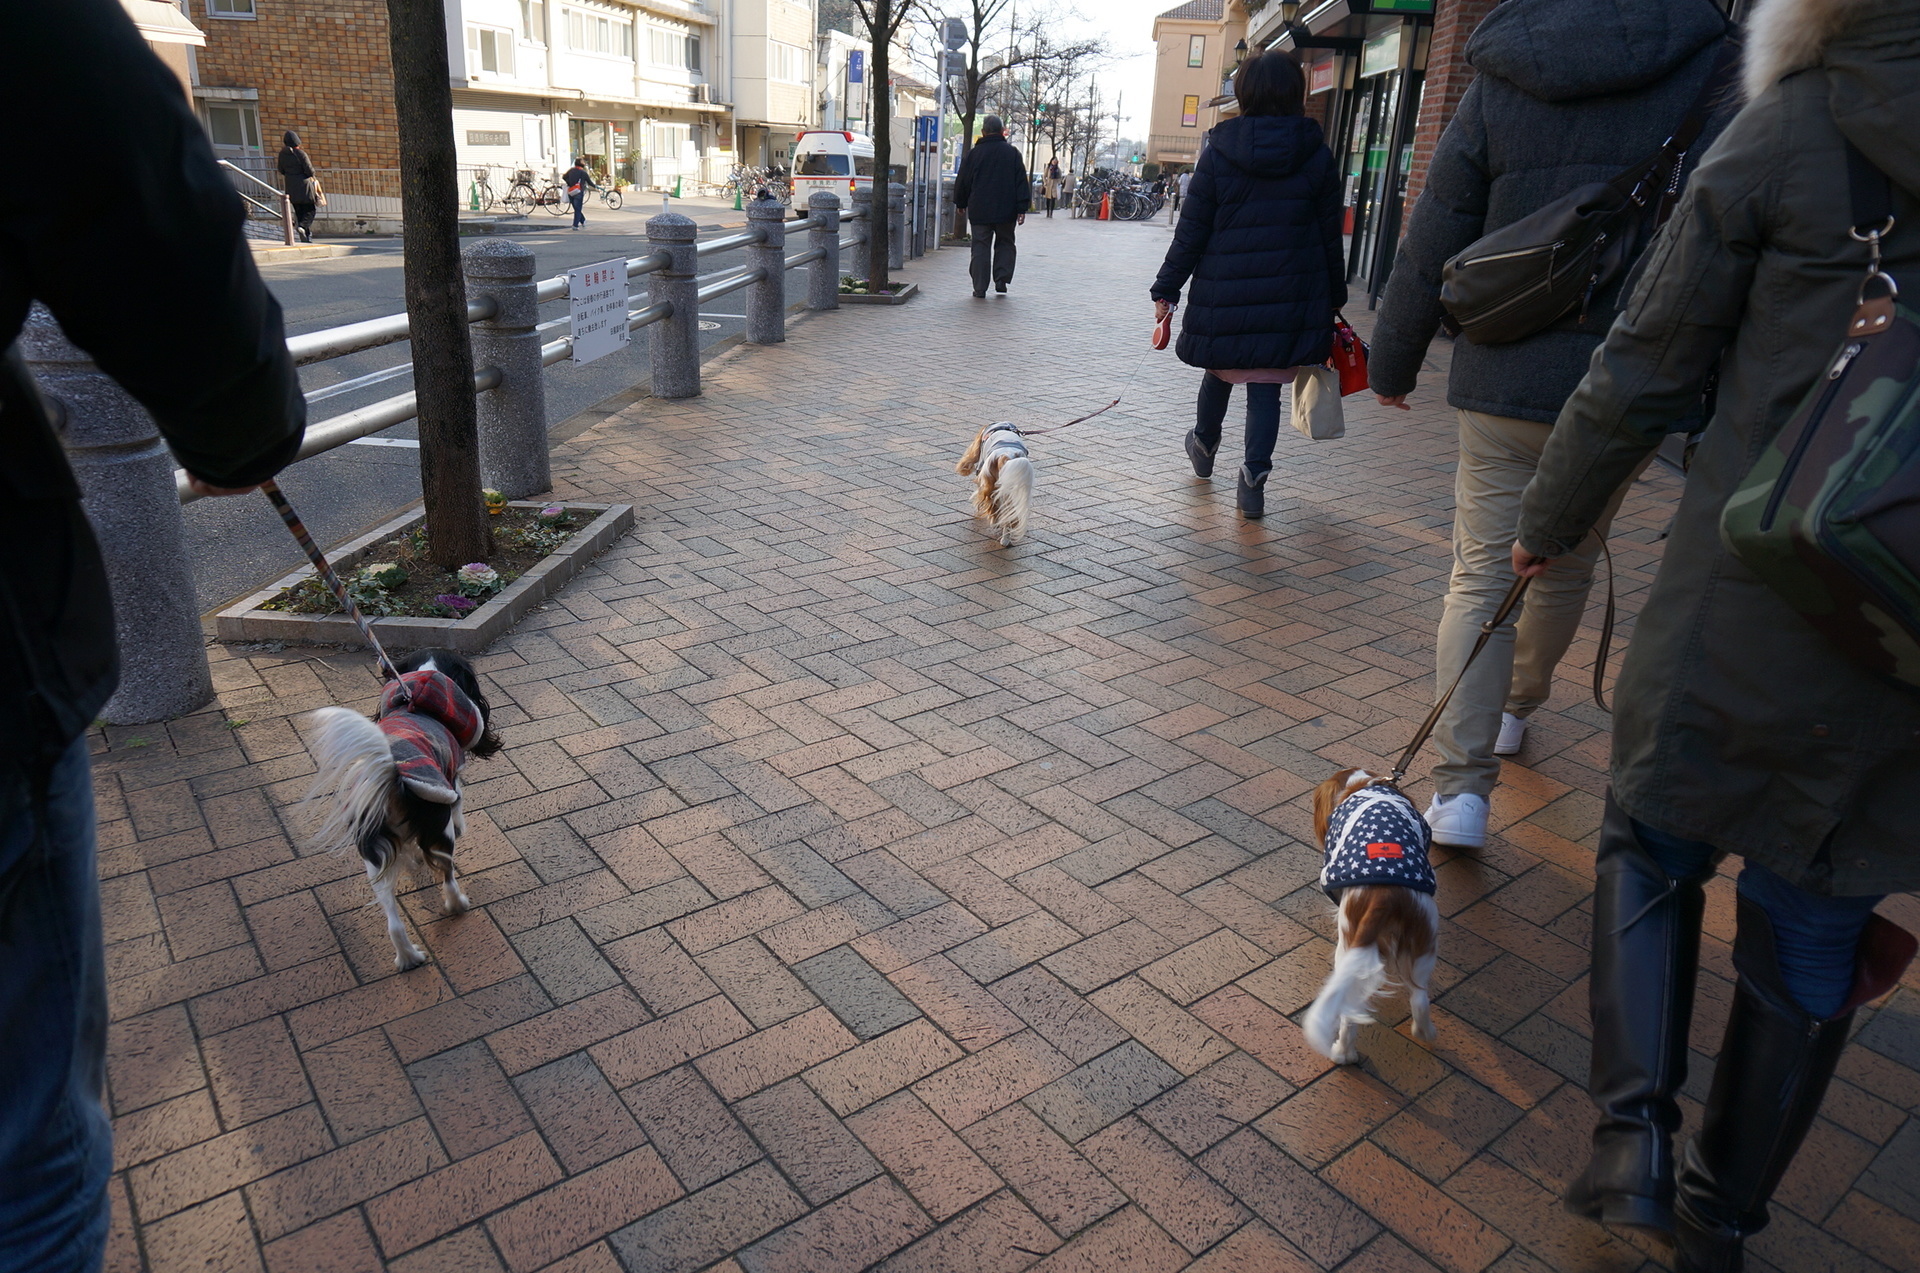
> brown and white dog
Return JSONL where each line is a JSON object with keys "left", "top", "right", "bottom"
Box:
{"left": 956, "top": 421, "right": 1034, "bottom": 546}
{"left": 1303, "top": 767, "right": 1440, "bottom": 1064}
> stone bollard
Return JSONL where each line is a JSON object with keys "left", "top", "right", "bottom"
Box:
{"left": 888, "top": 183, "right": 906, "bottom": 271}
{"left": 745, "top": 195, "right": 786, "bottom": 345}
{"left": 646, "top": 210, "right": 700, "bottom": 399}
{"left": 21, "top": 304, "right": 213, "bottom": 724}
{"left": 849, "top": 185, "right": 873, "bottom": 284}
{"left": 463, "top": 239, "right": 549, "bottom": 499}
{"left": 807, "top": 192, "right": 840, "bottom": 310}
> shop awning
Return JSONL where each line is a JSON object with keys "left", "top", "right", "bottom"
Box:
{"left": 121, "top": 0, "right": 205, "bottom": 45}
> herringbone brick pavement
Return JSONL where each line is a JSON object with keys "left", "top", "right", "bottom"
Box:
{"left": 93, "top": 216, "right": 1920, "bottom": 1273}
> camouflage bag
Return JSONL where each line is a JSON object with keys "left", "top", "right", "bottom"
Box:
{"left": 1721, "top": 144, "right": 1920, "bottom": 688}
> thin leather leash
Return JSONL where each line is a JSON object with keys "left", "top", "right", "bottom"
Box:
{"left": 1023, "top": 342, "right": 1159, "bottom": 437}
{"left": 1389, "top": 574, "right": 1532, "bottom": 784}
{"left": 259, "top": 477, "right": 410, "bottom": 703}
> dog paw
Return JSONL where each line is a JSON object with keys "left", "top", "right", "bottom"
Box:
{"left": 444, "top": 885, "right": 472, "bottom": 914}
{"left": 1411, "top": 1014, "right": 1437, "bottom": 1044}
{"left": 394, "top": 945, "right": 428, "bottom": 971}
{"left": 1329, "top": 1041, "right": 1362, "bottom": 1065}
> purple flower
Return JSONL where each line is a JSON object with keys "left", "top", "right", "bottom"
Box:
{"left": 434, "top": 593, "right": 476, "bottom": 614}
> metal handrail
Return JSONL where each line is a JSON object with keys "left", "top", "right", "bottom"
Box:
{"left": 287, "top": 299, "right": 497, "bottom": 366}
{"left": 696, "top": 266, "right": 767, "bottom": 306}
{"left": 695, "top": 228, "right": 766, "bottom": 257}
{"left": 220, "top": 160, "right": 284, "bottom": 199}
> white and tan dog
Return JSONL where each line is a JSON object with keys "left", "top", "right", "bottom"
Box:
{"left": 956, "top": 421, "right": 1034, "bottom": 546}
{"left": 1302, "top": 767, "right": 1441, "bottom": 1063}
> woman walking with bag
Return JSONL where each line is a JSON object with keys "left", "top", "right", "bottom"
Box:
{"left": 1042, "top": 159, "right": 1061, "bottom": 218}
{"left": 276, "top": 130, "right": 317, "bottom": 243}
{"left": 1516, "top": 2, "right": 1920, "bottom": 1267}
{"left": 1149, "top": 52, "right": 1345, "bottom": 519}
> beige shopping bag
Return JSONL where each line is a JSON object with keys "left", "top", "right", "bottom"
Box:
{"left": 1290, "top": 365, "right": 1345, "bottom": 440}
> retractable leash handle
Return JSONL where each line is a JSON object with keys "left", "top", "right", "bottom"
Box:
{"left": 1388, "top": 574, "right": 1532, "bottom": 784}
{"left": 258, "top": 478, "right": 410, "bottom": 701}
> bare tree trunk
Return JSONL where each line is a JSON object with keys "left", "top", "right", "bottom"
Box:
{"left": 868, "top": 10, "right": 892, "bottom": 293}
{"left": 387, "top": 0, "right": 491, "bottom": 568}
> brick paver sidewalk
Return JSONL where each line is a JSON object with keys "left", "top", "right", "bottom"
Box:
{"left": 95, "top": 216, "right": 1920, "bottom": 1273}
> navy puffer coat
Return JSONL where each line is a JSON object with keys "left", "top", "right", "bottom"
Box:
{"left": 1150, "top": 113, "right": 1345, "bottom": 370}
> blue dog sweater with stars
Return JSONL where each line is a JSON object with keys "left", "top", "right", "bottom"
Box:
{"left": 1321, "top": 786, "right": 1435, "bottom": 901}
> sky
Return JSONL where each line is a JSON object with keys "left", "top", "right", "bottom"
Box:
{"left": 1053, "top": 0, "right": 1176, "bottom": 140}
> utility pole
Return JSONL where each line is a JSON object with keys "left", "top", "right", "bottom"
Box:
{"left": 386, "top": 0, "right": 491, "bottom": 567}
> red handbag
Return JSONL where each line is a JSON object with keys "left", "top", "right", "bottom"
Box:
{"left": 1330, "top": 312, "right": 1369, "bottom": 396}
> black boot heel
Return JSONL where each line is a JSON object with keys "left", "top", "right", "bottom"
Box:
{"left": 1184, "top": 430, "right": 1218, "bottom": 478}
{"left": 1237, "top": 466, "right": 1267, "bottom": 518}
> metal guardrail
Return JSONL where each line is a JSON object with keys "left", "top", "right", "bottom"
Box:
{"left": 173, "top": 194, "right": 891, "bottom": 503}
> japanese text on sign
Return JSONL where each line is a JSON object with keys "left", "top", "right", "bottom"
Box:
{"left": 569, "top": 258, "right": 629, "bottom": 365}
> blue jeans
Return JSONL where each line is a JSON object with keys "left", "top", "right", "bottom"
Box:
{"left": 0, "top": 737, "right": 110, "bottom": 1272}
{"left": 1635, "top": 819, "right": 1882, "bottom": 1018}
{"left": 569, "top": 192, "right": 585, "bottom": 227}
{"left": 1195, "top": 372, "right": 1282, "bottom": 480}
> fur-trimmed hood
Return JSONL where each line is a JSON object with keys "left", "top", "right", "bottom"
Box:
{"left": 1745, "top": 0, "right": 1920, "bottom": 187}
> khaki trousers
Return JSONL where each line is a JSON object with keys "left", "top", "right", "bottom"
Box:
{"left": 1431, "top": 409, "right": 1641, "bottom": 798}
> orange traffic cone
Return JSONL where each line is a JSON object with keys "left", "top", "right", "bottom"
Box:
{"left": 1098, "top": 191, "right": 1111, "bottom": 220}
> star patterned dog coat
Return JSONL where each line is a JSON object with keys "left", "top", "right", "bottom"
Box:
{"left": 377, "top": 670, "right": 485, "bottom": 804}
{"left": 1320, "top": 785, "right": 1435, "bottom": 901}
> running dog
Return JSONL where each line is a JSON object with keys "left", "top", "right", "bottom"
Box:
{"left": 956, "top": 421, "right": 1035, "bottom": 546}
{"left": 302, "top": 649, "right": 501, "bottom": 970}
{"left": 1302, "top": 767, "right": 1440, "bottom": 1063}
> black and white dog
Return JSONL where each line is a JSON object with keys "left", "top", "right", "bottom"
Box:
{"left": 303, "top": 649, "right": 501, "bottom": 970}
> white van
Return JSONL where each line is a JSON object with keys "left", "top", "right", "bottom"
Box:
{"left": 791, "top": 130, "right": 876, "bottom": 210}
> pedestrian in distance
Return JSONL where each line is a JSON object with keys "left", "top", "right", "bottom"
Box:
{"left": 3, "top": 3, "right": 306, "bottom": 1270}
{"left": 1149, "top": 51, "right": 1345, "bottom": 520}
{"left": 953, "top": 116, "right": 1030, "bottom": 298}
{"left": 1043, "top": 157, "right": 1062, "bottom": 218}
{"left": 562, "top": 156, "right": 598, "bottom": 230}
{"left": 1516, "top": 1, "right": 1920, "bottom": 1266}
{"left": 1171, "top": 168, "right": 1191, "bottom": 213}
{"left": 276, "top": 129, "right": 317, "bottom": 242}
{"left": 1365, "top": 0, "right": 1737, "bottom": 851}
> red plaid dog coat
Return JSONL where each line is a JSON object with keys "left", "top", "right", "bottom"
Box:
{"left": 378, "top": 670, "right": 485, "bottom": 804}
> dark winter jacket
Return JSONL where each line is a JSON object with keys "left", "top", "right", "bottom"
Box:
{"left": 1368, "top": 0, "right": 1734, "bottom": 423}
{"left": 278, "top": 133, "right": 314, "bottom": 202}
{"left": 953, "top": 134, "right": 1030, "bottom": 226}
{"left": 1150, "top": 113, "right": 1345, "bottom": 371}
{"left": 1, "top": 0, "right": 304, "bottom": 793}
{"left": 1518, "top": 0, "right": 1920, "bottom": 893}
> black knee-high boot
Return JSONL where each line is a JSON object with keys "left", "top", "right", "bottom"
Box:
{"left": 1564, "top": 798, "right": 1712, "bottom": 1237}
{"left": 1672, "top": 898, "right": 1914, "bottom": 1272}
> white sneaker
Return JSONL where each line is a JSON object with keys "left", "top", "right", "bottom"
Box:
{"left": 1494, "top": 712, "right": 1528, "bottom": 756}
{"left": 1424, "top": 793, "right": 1489, "bottom": 849}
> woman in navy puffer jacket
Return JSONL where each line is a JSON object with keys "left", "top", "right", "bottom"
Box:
{"left": 1151, "top": 53, "right": 1345, "bottom": 518}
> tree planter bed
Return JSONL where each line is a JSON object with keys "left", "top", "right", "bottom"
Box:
{"left": 838, "top": 282, "right": 918, "bottom": 305}
{"left": 215, "top": 501, "right": 632, "bottom": 653}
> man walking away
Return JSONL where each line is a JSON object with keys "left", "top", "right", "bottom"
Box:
{"left": 953, "top": 116, "right": 1030, "bottom": 297}
{"left": 1173, "top": 168, "right": 1191, "bottom": 213}
{"left": 3, "top": 4, "right": 305, "bottom": 1269}
{"left": 1365, "top": 0, "right": 1735, "bottom": 850}
{"left": 563, "top": 157, "right": 598, "bottom": 230}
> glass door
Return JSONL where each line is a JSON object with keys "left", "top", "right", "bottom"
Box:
{"left": 1349, "top": 70, "right": 1402, "bottom": 289}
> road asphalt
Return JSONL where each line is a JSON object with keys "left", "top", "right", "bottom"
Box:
{"left": 184, "top": 204, "right": 811, "bottom": 614}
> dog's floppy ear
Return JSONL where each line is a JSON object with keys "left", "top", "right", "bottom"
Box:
{"left": 1313, "top": 768, "right": 1363, "bottom": 847}
{"left": 956, "top": 429, "right": 986, "bottom": 475}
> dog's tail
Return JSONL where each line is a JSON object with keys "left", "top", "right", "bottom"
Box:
{"left": 955, "top": 429, "right": 986, "bottom": 475}
{"left": 303, "top": 707, "right": 396, "bottom": 862}
{"left": 1302, "top": 939, "right": 1388, "bottom": 1061}
{"left": 992, "top": 455, "right": 1033, "bottom": 544}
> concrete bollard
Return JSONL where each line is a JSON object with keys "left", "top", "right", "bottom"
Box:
{"left": 849, "top": 185, "right": 873, "bottom": 284}
{"left": 807, "top": 192, "right": 840, "bottom": 310}
{"left": 21, "top": 304, "right": 214, "bottom": 724}
{"left": 463, "top": 239, "right": 549, "bottom": 499}
{"left": 745, "top": 195, "right": 786, "bottom": 345}
{"left": 646, "top": 210, "right": 700, "bottom": 399}
{"left": 888, "top": 183, "right": 906, "bottom": 271}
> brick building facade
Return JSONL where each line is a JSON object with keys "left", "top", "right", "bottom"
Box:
{"left": 191, "top": 0, "right": 400, "bottom": 170}
{"left": 1400, "top": 0, "right": 1497, "bottom": 213}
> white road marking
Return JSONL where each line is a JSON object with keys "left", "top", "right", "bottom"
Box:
{"left": 348, "top": 437, "right": 421, "bottom": 448}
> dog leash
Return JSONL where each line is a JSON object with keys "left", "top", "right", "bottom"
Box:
{"left": 1023, "top": 345, "right": 1157, "bottom": 437}
{"left": 1389, "top": 574, "right": 1532, "bottom": 784}
{"left": 259, "top": 477, "right": 410, "bottom": 702}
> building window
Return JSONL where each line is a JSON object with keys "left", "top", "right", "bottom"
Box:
{"left": 1188, "top": 35, "right": 1204, "bottom": 67}
{"left": 468, "top": 25, "right": 515, "bottom": 75}
{"left": 565, "top": 7, "right": 632, "bottom": 57}
{"left": 1181, "top": 94, "right": 1200, "bottom": 127}
{"left": 207, "top": 0, "right": 256, "bottom": 17}
{"left": 519, "top": 0, "right": 546, "bottom": 44}
{"left": 204, "top": 103, "right": 262, "bottom": 154}
{"left": 648, "top": 25, "right": 698, "bottom": 70}
{"left": 688, "top": 34, "right": 700, "bottom": 72}
{"left": 770, "top": 40, "right": 807, "bottom": 83}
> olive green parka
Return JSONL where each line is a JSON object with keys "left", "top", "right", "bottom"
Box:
{"left": 1518, "top": 0, "right": 1920, "bottom": 895}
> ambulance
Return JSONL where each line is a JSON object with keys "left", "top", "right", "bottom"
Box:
{"left": 790, "top": 130, "right": 876, "bottom": 210}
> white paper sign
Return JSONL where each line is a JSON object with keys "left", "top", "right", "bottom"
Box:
{"left": 568, "top": 258, "right": 629, "bottom": 365}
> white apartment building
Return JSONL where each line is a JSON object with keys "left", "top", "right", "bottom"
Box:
{"left": 445, "top": 0, "right": 811, "bottom": 190}
{"left": 728, "top": 0, "right": 815, "bottom": 169}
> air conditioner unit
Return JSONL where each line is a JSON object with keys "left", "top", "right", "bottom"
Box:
{"left": 692, "top": 83, "right": 711, "bottom": 103}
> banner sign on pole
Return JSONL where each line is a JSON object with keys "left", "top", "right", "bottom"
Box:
{"left": 849, "top": 50, "right": 863, "bottom": 83}
{"left": 568, "top": 258, "right": 628, "bottom": 365}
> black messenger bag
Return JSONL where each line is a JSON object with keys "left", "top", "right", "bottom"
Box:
{"left": 1438, "top": 43, "right": 1737, "bottom": 346}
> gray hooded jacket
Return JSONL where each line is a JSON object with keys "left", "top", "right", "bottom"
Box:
{"left": 1367, "top": 0, "right": 1733, "bottom": 423}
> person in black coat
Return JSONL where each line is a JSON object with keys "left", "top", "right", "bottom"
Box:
{"left": 1150, "top": 52, "right": 1345, "bottom": 519}
{"left": 2, "top": 5, "right": 304, "bottom": 1268}
{"left": 277, "top": 130, "right": 317, "bottom": 242}
{"left": 952, "top": 117, "right": 1031, "bottom": 297}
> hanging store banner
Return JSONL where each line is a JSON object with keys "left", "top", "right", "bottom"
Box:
{"left": 1309, "top": 53, "right": 1338, "bottom": 95}
{"left": 568, "top": 258, "right": 629, "bottom": 365}
{"left": 1360, "top": 26, "right": 1404, "bottom": 79}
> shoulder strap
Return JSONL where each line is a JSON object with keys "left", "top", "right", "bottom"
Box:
{"left": 1667, "top": 39, "right": 1743, "bottom": 158}
{"left": 1623, "top": 38, "right": 1742, "bottom": 216}
{"left": 1847, "top": 138, "right": 1895, "bottom": 232}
